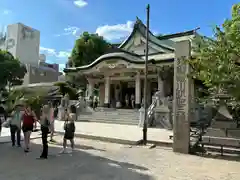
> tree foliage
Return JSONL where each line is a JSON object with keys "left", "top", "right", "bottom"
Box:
{"left": 189, "top": 3, "right": 240, "bottom": 101}
{"left": 4, "top": 89, "right": 25, "bottom": 113}
{"left": 0, "top": 50, "right": 27, "bottom": 90}
{"left": 68, "top": 32, "right": 110, "bottom": 67}
{"left": 65, "top": 73, "right": 87, "bottom": 90}
{"left": 54, "top": 82, "right": 78, "bottom": 100}
{"left": 67, "top": 32, "right": 110, "bottom": 90}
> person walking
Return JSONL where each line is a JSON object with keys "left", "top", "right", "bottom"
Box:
{"left": 9, "top": 104, "right": 23, "bottom": 147}
{"left": 38, "top": 104, "right": 51, "bottom": 159}
{"left": 53, "top": 104, "right": 58, "bottom": 120}
{"left": 49, "top": 103, "right": 55, "bottom": 142}
{"left": 22, "top": 104, "right": 38, "bottom": 153}
{"left": 60, "top": 105, "right": 76, "bottom": 154}
{"left": 0, "top": 105, "right": 6, "bottom": 136}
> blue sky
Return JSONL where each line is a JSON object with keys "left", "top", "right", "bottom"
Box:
{"left": 0, "top": 0, "right": 239, "bottom": 71}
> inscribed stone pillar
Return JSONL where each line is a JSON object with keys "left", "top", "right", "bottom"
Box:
{"left": 135, "top": 72, "right": 141, "bottom": 108}
{"left": 104, "top": 76, "right": 110, "bottom": 108}
{"left": 173, "top": 40, "right": 192, "bottom": 154}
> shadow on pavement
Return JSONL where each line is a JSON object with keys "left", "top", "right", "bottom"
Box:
{"left": 196, "top": 153, "right": 240, "bottom": 162}
{"left": 51, "top": 140, "right": 106, "bottom": 152}
{"left": 0, "top": 142, "right": 153, "bottom": 180}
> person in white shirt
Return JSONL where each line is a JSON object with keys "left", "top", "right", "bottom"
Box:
{"left": 49, "top": 102, "right": 55, "bottom": 142}
{"left": 10, "top": 104, "right": 23, "bottom": 147}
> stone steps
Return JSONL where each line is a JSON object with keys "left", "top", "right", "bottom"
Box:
{"left": 77, "top": 109, "right": 140, "bottom": 125}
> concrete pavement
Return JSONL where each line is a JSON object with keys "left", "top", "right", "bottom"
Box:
{"left": 54, "top": 120, "right": 173, "bottom": 146}
{"left": 1, "top": 136, "right": 240, "bottom": 180}
{"left": 1, "top": 121, "right": 173, "bottom": 146}
{"left": 0, "top": 127, "right": 41, "bottom": 143}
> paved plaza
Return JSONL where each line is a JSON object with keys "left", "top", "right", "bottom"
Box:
{"left": 1, "top": 135, "right": 240, "bottom": 180}
{"left": 53, "top": 121, "right": 173, "bottom": 145}
{"left": 1, "top": 121, "right": 173, "bottom": 145}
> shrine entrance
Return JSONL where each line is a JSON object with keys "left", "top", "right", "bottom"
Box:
{"left": 120, "top": 81, "right": 135, "bottom": 109}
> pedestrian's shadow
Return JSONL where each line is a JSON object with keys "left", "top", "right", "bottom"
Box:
{"left": 52, "top": 141, "right": 106, "bottom": 152}
{"left": 196, "top": 152, "right": 240, "bottom": 162}
{"left": 0, "top": 142, "right": 153, "bottom": 180}
{"left": 51, "top": 141, "right": 148, "bottom": 171}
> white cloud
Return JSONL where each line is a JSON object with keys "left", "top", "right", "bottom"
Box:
{"left": 2, "top": 9, "right": 12, "bottom": 15}
{"left": 40, "top": 46, "right": 70, "bottom": 58}
{"left": 57, "top": 51, "right": 71, "bottom": 58}
{"left": 153, "top": 31, "right": 159, "bottom": 36}
{"left": 73, "top": 0, "right": 88, "bottom": 8}
{"left": 55, "top": 26, "right": 80, "bottom": 37}
{"left": 59, "top": 64, "right": 66, "bottom": 72}
{"left": 96, "top": 21, "right": 134, "bottom": 41}
{"left": 40, "top": 47, "right": 56, "bottom": 56}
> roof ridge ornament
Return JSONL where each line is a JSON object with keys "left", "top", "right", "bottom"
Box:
{"left": 135, "top": 17, "right": 142, "bottom": 27}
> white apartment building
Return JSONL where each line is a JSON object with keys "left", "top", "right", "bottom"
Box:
{"left": 0, "top": 23, "right": 60, "bottom": 85}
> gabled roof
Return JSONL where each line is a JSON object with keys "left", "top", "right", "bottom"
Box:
{"left": 157, "top": 28, "right": 199, "bottom": 40}
{"left": 119, "top": 17, "right": 175, "bottom": 52}
{"left": 64, "top": 52, "right": 174, "bottom": 73}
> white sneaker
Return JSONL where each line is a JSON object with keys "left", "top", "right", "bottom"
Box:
{"left": 59, "top": 149, "right": 66, "bottom": 154}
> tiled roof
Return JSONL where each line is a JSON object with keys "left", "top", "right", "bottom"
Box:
{"left": 119, "top": 17, "right": 175, "bottom": 52}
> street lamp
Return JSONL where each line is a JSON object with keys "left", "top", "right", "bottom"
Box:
{"left": 143, "top": 4, "right": 150, "bottom": 145}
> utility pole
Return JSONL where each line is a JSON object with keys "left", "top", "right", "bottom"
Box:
{"left": 143, "top": 4, "right": 150, "bottom": 145}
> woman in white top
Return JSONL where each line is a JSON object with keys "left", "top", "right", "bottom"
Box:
{"left": 9, "top": 104, "right": 23, "bottom": 147}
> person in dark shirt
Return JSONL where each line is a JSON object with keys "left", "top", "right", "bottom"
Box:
{"left": 60, "top": 105, "right": 76, "bottom": 154}
{"left": 0, "top": 105, "right": 6, "bottom": 136}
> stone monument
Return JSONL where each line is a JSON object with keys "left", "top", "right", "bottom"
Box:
{"left": 154, "top": 92, "right": 172, "bottom": 129}
{"left": 173, "top": 40, "right": 193, "bottom": 154}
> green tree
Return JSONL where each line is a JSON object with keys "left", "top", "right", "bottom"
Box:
{"left": 189, "top": 3, "right": 240, "bottom": 101}
{"left": 0, "top": 50, "right": 27, "bottom": 91}
{"left": 54, "top": 82, "right": 78, "bottom": 100}
{"left": 67, "top": 32, "right": 110, "bottom": 89}
{"left": 69, "top": 32, "right": 110, "bottom": 67}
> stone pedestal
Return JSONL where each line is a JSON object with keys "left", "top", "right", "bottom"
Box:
{"left": 58, "top": 106, "right": 65, "bottom": 121}
{"left": 154, "top": 105, "right": 172, "bottom": 129}
{"left": 116, "top": 101, "right": 121, "bottom": 108}
{"left": 138, "top": 107, "right": 145, "bottom": 127}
